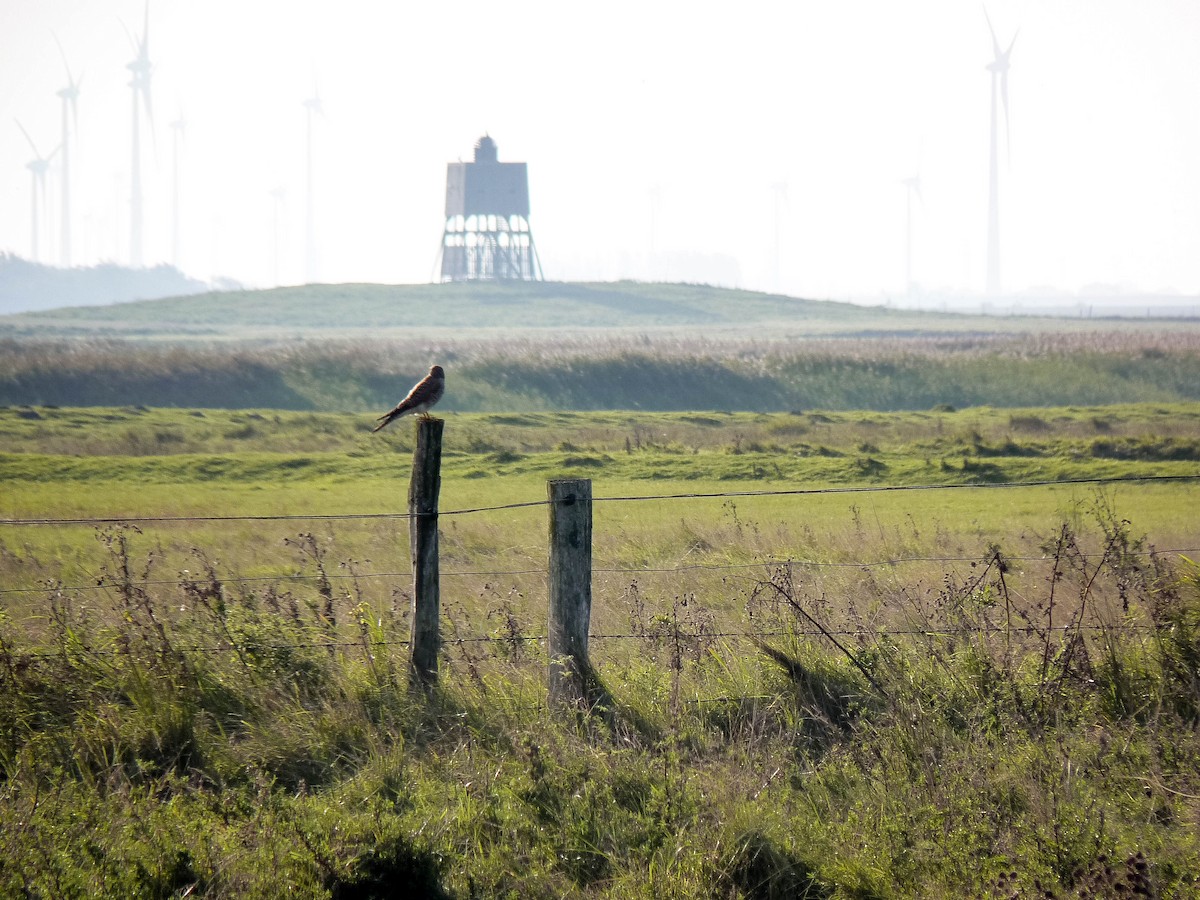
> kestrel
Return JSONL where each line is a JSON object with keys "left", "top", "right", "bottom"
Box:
{"left": 372, "top": 365, "right": 445, "bottom": 432}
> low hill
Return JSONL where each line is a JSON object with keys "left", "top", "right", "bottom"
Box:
{"left": 0, "top": 279, "right": 1117, "bottom": 341}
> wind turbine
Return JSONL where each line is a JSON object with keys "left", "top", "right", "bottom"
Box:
{"left": 125, "top": 1, "right": 154, "bottom": 268}
{"left": 16, "top": 122, "right": 59, "bottom": 263}
{"left": 902, "top": 173, "right": 922, "bottom": 295}
{"left": 269, "top": 186, "right": 286, "bottom": 285}
{"left": 985, "top": 8, "right": 1017, "bottom": 295}
{"left": 53, "top": 34, "right": 81, "bottom": 267}
{"left": 170, "top": 113, "right": 185, "bottom": 269}
{"left": 302, "top": 81, "right": 322, "bottom": 283}
{"left": 647, "top": 184, "right": 661, "bottom": 279}
{"left": 770, "top": 182, "right": 788, "bottom": 293}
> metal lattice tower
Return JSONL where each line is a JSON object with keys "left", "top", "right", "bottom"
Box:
{"left": 440, "top": 136, "right": 542, "bottom": 282}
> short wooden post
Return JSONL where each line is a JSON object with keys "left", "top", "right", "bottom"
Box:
{"left": 548, "top": 478, "right": 594, "bottom": 706}
{"left": 409, "top": 417, "right": 443, "bottom": 691}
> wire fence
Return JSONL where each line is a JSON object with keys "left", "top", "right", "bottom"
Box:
{"left": 4, "top": 620, "right": 1181, "bottom": 667}
{"left": 3, "top": 471, "right": 1197, "bottom": 689}
{"left": 2, "top": 472, "right": 1198, "bottom": 528}
{"left": 2, "top": 546, "right": 1197, "bottom": 598}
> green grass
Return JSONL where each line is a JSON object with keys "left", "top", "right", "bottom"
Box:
{"left": 2, "top": 405, "right": 1199, "bottom": 897}
{"left": 3, "top": 401, "right": 1200, "bottom": 460}
{"left": 3, "top": 404, "right": 1200, "bottom": 500}
{"left": 2, "top": 403, "right": 1199, "bottom": 591}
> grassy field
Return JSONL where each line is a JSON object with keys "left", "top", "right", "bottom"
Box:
{"left": 3, "top": 401, "right": 1199, "bottom": 630}
{"left": 2, "top": 404, "right": 1199, "bottom": 897}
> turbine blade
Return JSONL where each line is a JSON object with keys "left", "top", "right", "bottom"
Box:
{"left": 141, "top": 0, "right": 150, "bottom": 59}
{"left": 15, "top": 119, "right": 40, "bottom": 157}
{"left": 119, "top": 19, "right": 137, "bottom": 57}
{"left": 52, "top": 31, "right": 73, "bottom": 82}
{"left": 983, "top": 6, "right": 1001, "bottom": 57}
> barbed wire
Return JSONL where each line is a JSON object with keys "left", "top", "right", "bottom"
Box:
{"left": 595, "top": 547, "right": 1200, "bottom": 574}
{"left": 2, "top": 620, "right": 1173, "bottom": 663}
{"left": 594, "top": 472, "right": 1200, "bottom": 505}
{"left": 0, "top": 567, "right": 548, "bottom": 597}
{"left": 0, "top": 511, "right": 414, "bottom": 527}
{"left": 5, "top": 466, "right": 1194, "bottom": 720}
{"left": 2, "top": 546, "right": 1195, "bottom": 598}
{"left": 2, "top": 472, "right": 1198, "bottom": 528}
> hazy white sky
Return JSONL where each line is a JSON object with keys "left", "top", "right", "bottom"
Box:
{"left": 1, "top": 0, "right": 1198, "bottom": 300}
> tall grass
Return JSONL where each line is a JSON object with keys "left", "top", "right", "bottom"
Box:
{"left": 2, "top": 331, "right": 1200, "bottom": 412}
{"left": 1, "top": 502, "right": 1198, "bottom": 897}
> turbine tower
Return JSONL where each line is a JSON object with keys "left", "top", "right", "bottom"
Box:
{"left": 985, "top": 8, "right": 1017, "bottom": 295}
{"left": 170, "top": 113, "right": 185, "bottom": 269}
{"left": 302, "top": 82, "right": 322, "bottom": 283}
{"left": 126, "top": 2, "right": 153, "bottom": 268}
{"left": 54, "top": 35, "right": 81, "bottom": 267}
{"left": 770, "top": 182, "right": 787, "bottom": 292}
{"left": 902, "top": 173, "right": 921, "bottom": 295}
{"left": 269, "top": 186, "right": 286, "bottom": 285}
{"left": 16, "top": 122, "right": 58, "bottom": 262}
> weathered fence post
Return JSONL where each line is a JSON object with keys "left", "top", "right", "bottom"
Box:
{"left": 409, "top": 417, "right": 443, "bottom": 691}
{"left": 548, "top": 478, "right": 595, "bottom": 707}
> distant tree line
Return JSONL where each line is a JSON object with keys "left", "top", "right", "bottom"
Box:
{"left": 0, "top": 254, "right": 214, "bottom": 315}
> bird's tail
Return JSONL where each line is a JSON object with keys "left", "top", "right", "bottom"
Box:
{"left": 371, "top": 414, "right": 392, "bottom": 434}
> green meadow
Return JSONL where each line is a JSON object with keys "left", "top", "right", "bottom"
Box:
{"left": 2, "top": 401, "right": 1199, "bottom": 897}
{"left": 3, "top": 401, "right": 1199, "bottom": 583}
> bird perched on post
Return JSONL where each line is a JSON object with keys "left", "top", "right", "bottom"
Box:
{"left": 372, "top": 365, "right": 445, "bottom": 432}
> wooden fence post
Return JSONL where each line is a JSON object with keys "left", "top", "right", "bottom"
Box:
{"left": 548, "top": 478, "right": 595, "bottom": 707}
{"left": 409, "top": 417, "right": 443, "bottom": 691}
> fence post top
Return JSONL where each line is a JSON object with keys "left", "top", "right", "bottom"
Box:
{"left": 548, "top": 478, "right": 592, "bottom": 504}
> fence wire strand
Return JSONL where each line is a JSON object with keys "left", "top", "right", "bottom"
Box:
{"left": 2, "top": 472, "right": 1198, "bottom": 528}
{"left": 4, "top": 621, "right": 1175, "bottom": 664}
{"left": 4, "top": 473, "right": 1197, "bottom": 679}
{"left": 2, "top": 547, "right": 1196, "bottom": 598}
